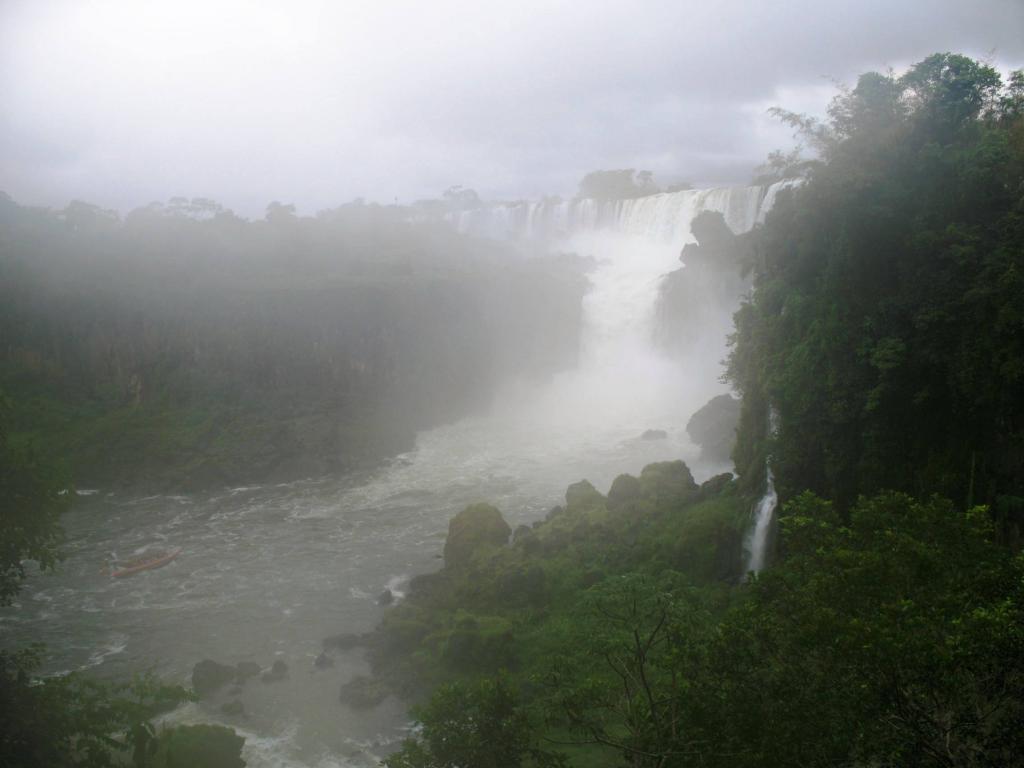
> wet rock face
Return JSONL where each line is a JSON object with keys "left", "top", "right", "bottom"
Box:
{"left": 686, "top": 394, "right": 741, "bottom": 463}
{"left": 443, "top": 503, "right": 512, "bottom": 569}
{"left": 192, "top": 660, "right": 237, "bottom": 698}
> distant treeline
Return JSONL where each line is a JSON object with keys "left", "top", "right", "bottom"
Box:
{"left": 0, "top": 196, "right": 587, "bottom": 490}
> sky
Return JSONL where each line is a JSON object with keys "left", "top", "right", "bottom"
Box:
{"left": 2, "top": 0, "right": 1023, "bottom": 217}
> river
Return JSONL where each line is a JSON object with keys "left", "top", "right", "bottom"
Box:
{"left": 1, "top": 185, "right": 783, "bottom": 766}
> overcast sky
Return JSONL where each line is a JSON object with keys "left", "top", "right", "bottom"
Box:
{"left": 2, "top": 0, "right": 1022, "bottom": 217}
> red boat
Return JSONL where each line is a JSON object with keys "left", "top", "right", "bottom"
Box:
{"left": 111, "top": 548, "right": 181, "bottom": 578}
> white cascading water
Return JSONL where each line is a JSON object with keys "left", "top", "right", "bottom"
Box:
{"left": 745, "top": 467, "right": 777, "bottom": 574}
{"left": 745, "top": 407, "right": 781, "bottom": 573}
{"left": 456, "top": 185, "right": 794, "bottom": 576}
{"left": 8, "top": 182, "right": 796, "bottom": 768}
{"left": 451, "top": 183, "right": 793, "bottom": 437}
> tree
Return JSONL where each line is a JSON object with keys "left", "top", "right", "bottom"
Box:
{"left": 385, "top": 674, "right": 563, "bottom": 768}
{"left": 728, "top": 54, "right": 1024, "bottom": 511}
{"left": 0, "top": 392, "right": 70, "bottom": 605}
{"left": 710, "top": 492, "right": 1024, "bottom": 767}
{"left": 540, "top": 573, "right": 711, "bottom": 767}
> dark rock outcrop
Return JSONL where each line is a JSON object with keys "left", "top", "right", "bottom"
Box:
{"left": 376, "top": 588, "right": 394, "bottom": 606}
{"left": 686, "top": 394, "right": 741, "bottom": 463}
{"left": 220, "top": 700, "right": 245, "bottom": 717}
{"left": 443, "top": 503, "right": 511, "bottom": 569}
{"left": 564, "top": 480, "right": 604, "bottom": 513}
{"left": 607, "top": 473, "right": 642, "bottom": 511}
{"left": 192, "top": 660, "right": 237, "bottom": 699}
{"left": 639, "top": 461, "right": 698, "bottom": 504}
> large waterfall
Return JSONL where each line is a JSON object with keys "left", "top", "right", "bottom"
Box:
{"left": 10, "top": 183, "right": 796, "bottom": 768}
{"left": 449, "top": 183, "right": 793, "bottom": 429}
{"left": 447, "top": 184, "right": 783, "bottom": 249}
{"left": 453, "top": 183, "right": 793, "bottom": 575}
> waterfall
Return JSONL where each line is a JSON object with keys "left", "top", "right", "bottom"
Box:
{"left": 450, "top": 184, "right": 793, "bottom": 560}
{"left": 446, "top": 183, "right": 788, "bottom": 247}
{"left": 745, "top": 466, "right": 777, "bottom": 574}
{"left": 745, "top": 407, "right": 780, "bottom": 573}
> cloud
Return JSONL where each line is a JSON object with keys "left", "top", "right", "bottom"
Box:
{"left": 2, "top": 0, "right": 1022, "bottom": 215}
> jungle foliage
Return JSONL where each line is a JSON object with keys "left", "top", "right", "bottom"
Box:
{"left": 383, "top": 54, "right": 1024, "bottom": 768}
{"left": 727, "top": 54, "right": 1024, "bottom": 521}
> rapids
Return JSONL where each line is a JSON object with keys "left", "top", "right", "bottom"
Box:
{"left": 1, "top": 183, "right": 788, "bottom": 766}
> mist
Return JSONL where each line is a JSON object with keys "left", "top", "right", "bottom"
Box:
{"left": 3, "top": 1, "right": 1022, "bottom": 214}
{"left": 3, "top": 4, "right": 1024, "bottom": 768}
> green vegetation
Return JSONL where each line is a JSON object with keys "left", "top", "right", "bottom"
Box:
{"left": 378, "top": 475, "right": 1023, "bottom": 767}
{"left": 377, "top": 54, "right": 1024, "bottom": 768}
{"left": 0, "top": 392, "right": 244, "bottom": 767}
{"left": 728, "top": 53, "right": 1024, "bottom": 515}
{"left": 0, "top": 196, "right": 586, "bottom": 490}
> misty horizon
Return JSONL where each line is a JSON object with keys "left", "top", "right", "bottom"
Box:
{"left": 3, "top": 1, "right": 1023, "bottom": 217}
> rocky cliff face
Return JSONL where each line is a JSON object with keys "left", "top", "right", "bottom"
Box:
{"left": 0, "top": 198, "right": 587, "bottom": 489}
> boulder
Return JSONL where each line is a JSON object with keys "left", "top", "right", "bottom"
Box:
{"left": 157, "top": 724, "right": 245, "bottom": 768}
{"left": 607, "top": 473, "right": 642, "bottom": 511}
{"left": 376, "top": 588, "right": 394, "bottom": 606}
{"left": 686, "top": 394, "right": 741, "bottom": 463}
{"left": 191, "top": 660, "right": 237, "bottom": 699}
{"left": 261, "top": 659, "right": 288, "bottom": 683}
{"left": 564, "top": 480, "right": 604, "bottom": 513}
{"left": 640, "top": 461, "right": 698, "bottom": 504}
{"left": 443, "top": 503, "right": 511, "bottom": 569}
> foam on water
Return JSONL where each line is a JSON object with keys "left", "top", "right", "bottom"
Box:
{"left": 0, "top": 184, "right": 792, "bottom": 765}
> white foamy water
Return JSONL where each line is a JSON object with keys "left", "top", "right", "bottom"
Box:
{"left": 2, "top": 184, "right": 787, "bottom": 765}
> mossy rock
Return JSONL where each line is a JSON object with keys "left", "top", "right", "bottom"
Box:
{"left": 686, "top": 394, "right": 741, "bottom": 462}
{"left": 444, "top": 503, "right": 511, "bottom": 569}
{"left": 565, "top": 480, "right": 605, "bottom": 514}
{"left": 156, "top": 724, "right": 245, "bottom": 768}
{"left": 640, "top": 461, "right": 698, "bottom": 505}
{"left": 191, "top": 660, "right": 236, "bottom": 699}
{"left": 607, "top": 473, "right": 642, "bottom": 511}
